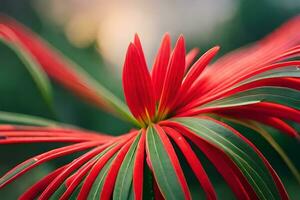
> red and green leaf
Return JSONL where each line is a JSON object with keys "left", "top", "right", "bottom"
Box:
{"left": 146, "top": 125, "right": 191, "bottom": 200}
{"left": 0, "top": 16, "right": 136, "bottom": 124}
{"left": 113, "top": 133, "right": 142, "bottom": 200}
{"left": 169, "top": 117, "right": 288, "bottom": 200}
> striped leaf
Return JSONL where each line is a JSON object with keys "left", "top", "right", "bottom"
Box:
{"left": 241, "top": 66, "right": 300, "bottom": 85}
{"left": 146, "top": 126, "right": 187, "bottom": 200}
{"left": 113, "top": 134, "right": 141, "bottom": 200}
{"left": 0, "top": 111, "right": 70, "bottom": 127}
{"left": 174, "top": 117, "right": 283, "bottom": 200}
{"left": 88, "top": 154, "right": 117, "bottom": 200}
{"left": 204, "top": 86, "right": 300, "bottom": 109}
{"left": 0, "top": 38, "right": 53, "bottom": 110}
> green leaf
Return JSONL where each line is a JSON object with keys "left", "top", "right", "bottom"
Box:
{"left": 0, "top": 111, "right": 73, "bottom": 127}
{"left": 241, "top": 66, "right": 300, "bottom": 85}
{"left": 0, "top": 38, "right": 54, "bottom": 112}
{"left": 146, "top": 126, "right": 185, "bottom": 200}
{"left": 0, "top": 32, "right": 138, "bottom": 126}
{"left": 49, "top": 183, "right": 67, "bottom": 200}
{"left": 224, "top": 117, "right": 300, "bottom": 185}
{"left": 69, "top": 182, "right": 82, "bottom": 200}
{"left": 113, "top": 134, "right": 141, "bottom": 200}
{"left": 127, "top": 185, "right": 135, "bottom": 200}
{"left": 59, "top": 180, "right": 84, "bottom": 200}
{"left": 0, "top": 159, "right": 37, "bottom": 186}
{"left": 204, "top": 86, "right": 300, "bottom": 109}
{"left": 88, "top": 154, "right": 116, "bottom": 200}
{"left": 40, "top": 44, "right": 139, "bottom": 126}
{"left": 174, "top": 117, "right": 282, "bottom": 200}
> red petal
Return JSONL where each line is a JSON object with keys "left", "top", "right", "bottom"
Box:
{"left": 19, "top": 166, "right": 66, "bottom": 200}
{"left": 163, "top": 121, "right": 258, "bottom": 200}
{"left": 206, "top": 117, "right": 289, "bottom": 200}
{"left": 99, "top": 138, "right": 134, "bottom": 199}
{"left": 214, "top": 60, "right": 300, "bottom": 95}
{"left": 39, "top": 141, "right": 115, "bottom": 199}
{"left": 151, "top": 33, "right": 171, "bottom": 101}
{"left": 215, "top": 102, "right": 300, "bottom": 123}
{"left": 193, "top": 16, "right": 300, "bottom": 101}
{"left": 134, "top": 34, "right": 148, "bottom": 71}
{"left": 61, "top": 160, "right": 97, "bottom": 200}
{"left": 185, "top": 48, "right": 199, "bottom": 72}
{"left": 0, "top": 141, "right": 101, "bottom": 188}
{"left": 133, "top": 130, "right": 146, "bottom": 200}
{"left": 158, "top": 36, "right": 186, "bottom": 117}
{"left": 206, "top": 77, "right": 300, "bottom": 102}
{"left": 220, "top": 112, "right": 299, "bottom": 138}
{"left": 163, "top": 126, "right": 217, "bottom": 200}
{"left": 176, "top": 60, "right": 300, "bottom": 114}
{"left": 0, "top": 126, "right": 112, "bottom": 144}
{"left": 174, "top": 46, "right": 219, "bottom": 110}
{"left": 77, "top": 132, "right": 136, "bottom": 199}
{"left": 122, "top": 43, "right": 156, "bottom": 124}
{"left": 0, "top": 137, "right": 93, "bottom": 144}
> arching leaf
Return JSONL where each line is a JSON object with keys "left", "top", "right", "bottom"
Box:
{"left": 173, "top": 117, "right": 285, "bottom": 200}
{"left": 113, "top": 134, "right": 141, "bottom": 200}
{"left": 146, "top": 125, "right": 189, "bottom": 200}
{"left": 0, "top": 38, "right": 54, "bottom": 111}
{"left": 205, "top": 86, "right": 300, "bottom": 109}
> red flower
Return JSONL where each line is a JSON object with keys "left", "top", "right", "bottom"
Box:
{"left": 0, "top": 15, "right": 300, "bottom": 199}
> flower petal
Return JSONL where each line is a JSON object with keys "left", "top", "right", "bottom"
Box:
{"left": 211, "top": 118, "right": 289, "bottom": 200}
{"left": 194, "top": 16, "right": 300, "bottom": 101}
{"left": 185, "top": 48, "right": 199, "bottom": 72}
{"left": 133, "top": 130, "right": 146, "bottom": 200}
{"left": 38, "top": 141, "right": 116, "bottom": 199}
{"left": 220, "top": 113, "right": 299, "bottom": 138}
{"left": 122, "top": 43, "right": 156, "bottom": 125}
{"left": 174, "top": 46, "right": 219, "bottom": 110}
{"left": 0, "top": 141, "right": 102, "bottom": 188}
{"left": 77, "top": 134, "right": 135, "bottom": 199}
{"left": 158, "top": 36, "right": 186, "bottom": 118}
{"left": 134, "top": 34, "right": 148, "bottom": 72}
{"left": 19, "top": 166, "right": 66, "bottom": 200}
{"left": 163, "top": 120, "right": 255, "bottom": 199}
{"left": 100, "top": 138, "right": 135, "bottom": 199}
{"left": 151, "top": 33, "right": 171, "bottom": 101}
{"left": 163, "top": 126, "right": 217, "bottom": 200}
{"left": 169, "top": 117, "right": 287, "bottom": 199}
{"left": 215, "top": 102, "right": 300, "bottom": 123}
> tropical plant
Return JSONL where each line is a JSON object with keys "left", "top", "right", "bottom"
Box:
{"left": 0, "top": 15, "right": 300, "bottom": 199}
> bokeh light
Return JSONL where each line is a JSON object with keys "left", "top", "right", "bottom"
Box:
{"left": 33, "top": 0, "right": 237, "bottom": 70}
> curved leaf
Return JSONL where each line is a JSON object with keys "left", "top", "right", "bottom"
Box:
{"left": 0, "top": 16, "right": 138, "bottom": 126}
{"left": 223, "top": 117, "right": 300, "bottom": 185}
{"left": 113, "top": 134, "right": 141, "bottom": 200}
{"left": 240, "top": 66, "right": 300, "bottom": 85}
{"left": 146, "top": 125, "right": 189, "bottom": 200}
{"left": 0, "top": 37, "right": 53, "bottom": 111}
{"left": 205, "top": 86, "right": 300, "bottom": 109}
{"left": 88, "top": 154, "right": 116, "bottom": 200}
{"left": 163, "top": 126, "right": 217, "bottom": 200}
{"left": 0, "top": 111, "right": 60, "bottom": 126}
{"left": 173, "top": 117, "right": 284, "bottom": 200}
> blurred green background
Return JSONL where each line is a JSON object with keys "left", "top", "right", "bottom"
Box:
{"left": 0, "top": 0, "right": 299, "bottom": 199}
